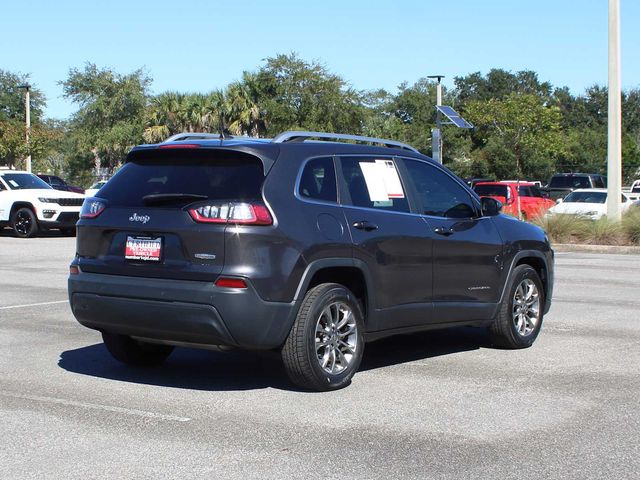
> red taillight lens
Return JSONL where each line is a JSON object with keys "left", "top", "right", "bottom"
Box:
{"left": 188, "top": 202, "right": 272, "bottom": 225}
{"left": 69, "top": 265, "right": 80, "bottom": 275}
{"left": 80, "top": 199, "right": 106, "bottom": 219}
{"left": 215, "top": 277, "right": 247, "bottom": 289}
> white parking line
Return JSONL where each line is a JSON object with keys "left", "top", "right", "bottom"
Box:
{"left": 1, "top": 392, "right": 191, "bottom": 422}
{"left": 0, "top": 300, "right": 69, "bottom": 310}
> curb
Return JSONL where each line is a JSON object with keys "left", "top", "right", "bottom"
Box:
{"left": 553, "top": 243, "right": 640, "bottom": 255}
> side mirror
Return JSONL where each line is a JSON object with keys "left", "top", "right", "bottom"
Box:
{"left": 556, "top": 198, "right": 563, "bottom": 204}
{"left": 481, "top": 197, "right": 502, "bottom": 216}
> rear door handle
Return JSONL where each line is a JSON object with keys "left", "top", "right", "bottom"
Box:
{"left": 353, "top": 221, "right": 379, "bottom": 232}
{"left": 434, "top": 226, "right": 454, "bottom": 236}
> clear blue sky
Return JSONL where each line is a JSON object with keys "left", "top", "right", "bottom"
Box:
{"left": 2, "top": 0, "right": 638, "bottom": 119}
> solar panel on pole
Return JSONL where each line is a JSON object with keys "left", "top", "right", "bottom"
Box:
{"left": 436, "top": 106, "right": 474, "bottom": 129}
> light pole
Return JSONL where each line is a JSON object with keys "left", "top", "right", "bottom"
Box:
{"left": 17, "top": 84, "right": 31, "bottom": 173}
{"left": 427, "top": 75, "right": 444, "bottom": 164}
{"left": 606, "top": 0, "right": 622, "bottom": 221}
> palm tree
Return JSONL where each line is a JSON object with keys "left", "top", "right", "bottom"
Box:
{"left": 225, "top": 73, "right": 264, "bottom": 137}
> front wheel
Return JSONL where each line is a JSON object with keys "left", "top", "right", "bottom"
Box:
{"left": 282, "top": 283, "right": 364, "bottom": 391}
{"left": 102, "top": 332, "right": 174, "bottom": 366}
{"left": 12, "top": 207, "right": 39, "bottom": 238}
{"left": 489, "top": 265, "right": 544, "bottom": 348}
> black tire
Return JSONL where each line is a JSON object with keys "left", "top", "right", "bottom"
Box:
{"left": 282, "top": 283, "right": 365, "bottom": 391}
{"left": 102, "top": 332, "right": 174, "bottom": 366}
{"left": 489, "top": 265, "right": 544, "bottom": 349}
{"left": 12, "top": 207, "right": 39, "bottom": 238}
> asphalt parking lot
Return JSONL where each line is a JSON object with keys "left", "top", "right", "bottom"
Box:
{"left": 1, "top": 231, "right": 638, "bottom": 479}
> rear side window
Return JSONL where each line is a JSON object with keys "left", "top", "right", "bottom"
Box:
{"left": 97, "top": 149, "right": 265, "bottom": 207}
{"left": 339, "top": 157, "right": 409, "bottom": 213}
{"left": 298, "top": 157, "right": 337, "bottom": 203}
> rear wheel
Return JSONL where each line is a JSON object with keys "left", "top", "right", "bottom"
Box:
{"left": 12, "top": 207, "right": 38, "bottom": 238}
{"left": 489, "top": 265, "right": 544, "bottom": 348}
{"left": 282, "top": 283, "right": 364, "bottom": 391}
{"left": 102, "top": 332, "right": 174, "bottom": 366}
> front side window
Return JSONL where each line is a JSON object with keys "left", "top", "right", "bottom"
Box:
{"left": 298, "top": 157, "right": 337, "bottom": 203}
{"left": 339, "top": 157, "right": 409, "bottom": 213}
{"left": 404, "top": 159, "right": 476, "bottom": 219}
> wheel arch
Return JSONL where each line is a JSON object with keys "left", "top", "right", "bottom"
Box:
{"left": 500, "top": 250, "right": 551, "bottom": 309}
{"left": 10, "top": 202, "right": 37, "bottom": 217}
{"left": 294, "top": 258, "right": 374, "bottom": 323}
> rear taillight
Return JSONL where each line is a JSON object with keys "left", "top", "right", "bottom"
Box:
{"left": 188, "top": 202, "right": 272, "bottom": 225}
{"left": 80, "top": 198, "right": 106, "bottom": 219}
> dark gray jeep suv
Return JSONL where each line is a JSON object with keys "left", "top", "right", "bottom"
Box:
{"left": 68, "top": 131, "right": 554, "bottom": 391}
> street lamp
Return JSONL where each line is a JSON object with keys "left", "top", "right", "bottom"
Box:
{"left": 606, "top": 0, "right": 622, "bottom": 221}
{"left": 17, "top": 84, "right": 31, "bottom": 173}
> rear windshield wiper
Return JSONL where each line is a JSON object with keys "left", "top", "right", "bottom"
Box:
{"left": 142, "top": 193, "right": 209, "bottom": 205}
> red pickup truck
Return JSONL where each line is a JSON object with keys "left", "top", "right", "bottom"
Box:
{"left": 473, "top": 181, "right": 555, "bottom": 219}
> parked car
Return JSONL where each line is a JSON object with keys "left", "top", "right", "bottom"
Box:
{"left": 545, "top": 188, "right": 632, "bottom": 220}
{"left": 68, "top": 131, "right": 554, "bottom": 391}
{"left": 37, "top": 174, "right": 85, "bottom": 194}
{"left": 542, "top": 173, "right": 606, "bottom": 201}
{"left": 473, "top": 181, "right": 555, "bottom": 219}
{"left": 0, "top": 170, "right": 84, "bottom": 237}
{"left": 630, "top": 180, "right": 640, "bottom": 193}
{"left": 85, "top": 180, "right": 108, "bottom": 197}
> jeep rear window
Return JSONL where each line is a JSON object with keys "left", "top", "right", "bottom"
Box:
{"left": 96, "top": 149, "right": 265, "bottom": 207}
{"left": 473, "top": 184, "right": 510, "bottom": 198}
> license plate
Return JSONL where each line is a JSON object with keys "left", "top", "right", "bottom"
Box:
{"left": 125, "top": 236, "right": 162, "bottom": 262}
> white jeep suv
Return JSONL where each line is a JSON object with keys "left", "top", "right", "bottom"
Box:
{"left": 0, "top": 170, "right": 84, "bottom": 238}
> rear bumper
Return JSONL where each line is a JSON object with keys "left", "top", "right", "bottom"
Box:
{"left": 68, "top": 271, "right": 297, "bottom": 350}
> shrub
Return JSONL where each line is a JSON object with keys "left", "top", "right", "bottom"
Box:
{"left": 622, "top": 208, "right": 640, "bottom": 244}
{"left": 576, "top": 217, "right": 624, "bottom": 245}
{"left": 532, "top": 214, "right": 590, "bottom": 244}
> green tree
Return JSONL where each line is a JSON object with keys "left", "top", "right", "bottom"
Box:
{"left": 61, "top": 63, "right": 151, "bottom": 170}
{"left": 454, "top": 69, "right": 553, "bottom": 104}
{"left": 225, "top": 73, "right": 264, "bottom": 137}
{"left": 253, "top": 53, "right": 365, "bottom": 135}
{"left": 465, "top": 93, "right": 564, "bottom": 178}
{"left": 0, "top": 69, "right": 50, "bottom": 168}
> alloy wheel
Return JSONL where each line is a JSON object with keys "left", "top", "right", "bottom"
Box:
{"left": 512, "top": 278, "right": 540, "bottom": 336}
{"left": 315, "top": 302, "right": 358, "bottom": 374}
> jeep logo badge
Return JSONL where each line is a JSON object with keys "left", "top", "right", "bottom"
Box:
{"left": 129, "top": 213, "right": 150, "bottom": 224}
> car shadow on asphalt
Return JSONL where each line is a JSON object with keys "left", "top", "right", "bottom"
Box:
{"left": 58, "top": 326, "right": 490, "bottom": 392}
{"left": 0, "top": 228, "right": 71, "bottom": 238}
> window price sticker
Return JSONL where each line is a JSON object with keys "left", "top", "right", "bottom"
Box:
{"left": 359, "top": 160, "right": 405, "bottom": 201}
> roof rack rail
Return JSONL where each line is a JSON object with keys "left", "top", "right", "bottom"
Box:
{"left": 272, "top": 131, "right": 420, "bottom": 153}
{"left": 163, "top": 132, "right": 229, "bottom": 142}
